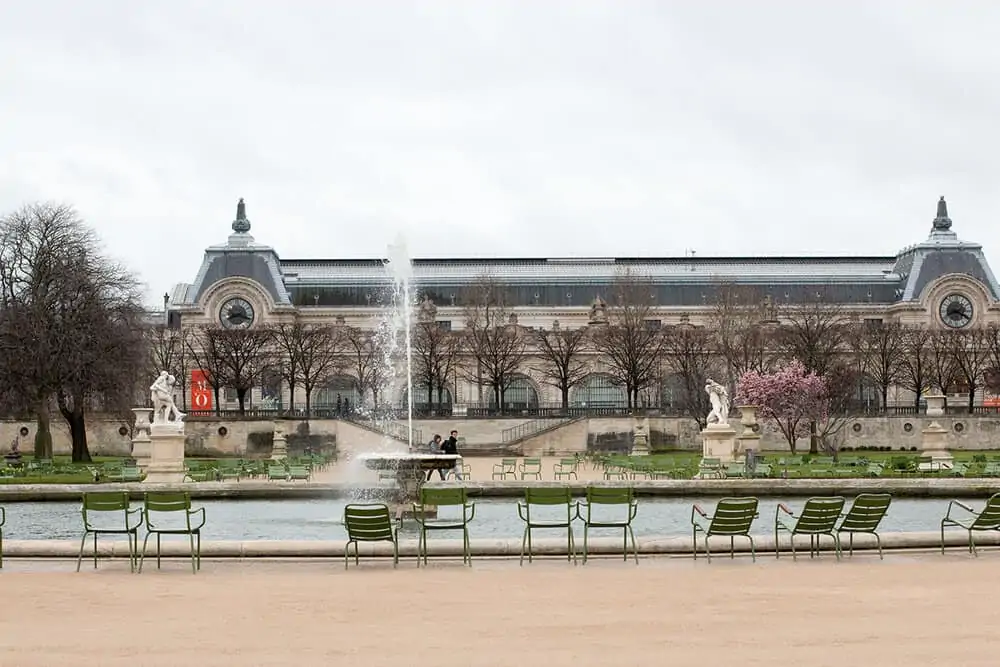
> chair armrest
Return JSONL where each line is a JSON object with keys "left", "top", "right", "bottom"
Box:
{"left": 465, "top": 502, "right": 477, "bottom": 521}
{"left": 628, "top": 500, "right": 639, "bottom": 521}
{"left": 945, "top": 499, "right": 974, "bottom": 519}
{"left": 516, "top": 502, "right": 528, "bottom": 522}
{"left": 189, "top": 506, "right": 207, "bottom": 530}
{"left": 775, "top": 503, "right": 794, "bottom": 522}
{"left": 691, "top": 504, "right": 708, "bottom": 525}
{"left": 0, "top": 506, "right": 4, "bottom": 525}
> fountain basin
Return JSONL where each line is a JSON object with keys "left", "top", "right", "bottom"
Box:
{"left": 358, "top": 453, "right": 462, "bottom": 472}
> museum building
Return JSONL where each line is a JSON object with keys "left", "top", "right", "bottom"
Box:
{"left": 164, "top": 197, "right": 1000, "bottom": 411}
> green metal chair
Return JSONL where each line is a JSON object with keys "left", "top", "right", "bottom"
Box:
{"left": 413, "top": 487, "right": 476, "bottom": 566}
{"left": 775, "top": 497, "right": 845, "bottom": 560}
{"left": 518, "top": 458, "right": 543, "bottom": 480}
{"left": 138, "top": 491, "right": 206, "bottom": 574}
{"left": 553, "top": 458, "right": 579, "bottom": 481}
{"left": 343, "top": 503, "right": 398, "bottom": 568}
{"left": 0, "top": 506, "right": 5, "bottom": 569}
{"left": 577, "top": 486, "right": 638, "bottom": 564}
{"left": 517, "top": 486, "right": 578, "bottom": 565}
{"left": 941, "top": 493, "right": 1000, "bottom": 556}
{"left": 691, "top": 497, "right": 759, "bottom": 562}
{"left": 491, "top": 458, "right": 517, "bottom": 480}
{"left": 837, "top": 493, "right": 892, "bottom": 559}
{"left": 77, "top": 491, "right": 142, "bottom": 572}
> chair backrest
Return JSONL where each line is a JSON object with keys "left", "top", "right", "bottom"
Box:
{"left": 343, "top": 503, "right": 394, "bottom": 541}
{"left": 144, "top": 491, "right": 192, "bottom": 513}
{"left": 522, "top": 458, "right": 541, "bottom": 469}
{"left": 840, "top": 493, "right": 891, "bottom": 531}
{"left": 501, "top": 458, "right": 517, "bottom": 469}
{"left": 708, "top": 497, "right": 758, "bottom": 534}
{"left": 420, "top": 486, "right": 468, "bottom": 507}
{"left": 796, "top": 497, "right": 846, "bottom": 532}
{"left": 586, "top": 486, "right": 634, "bottom": 505}
{"left": 559, "top": 458, "right": 578, "bottom": 467}
{"left": 524, "top": 486, "right": 573, "bottom": 505}
{"left": 972, "top": 493, "right": 1000, "bottom": 530}
{"left": 82, "top": 491, "right": 130, "bottom": 513}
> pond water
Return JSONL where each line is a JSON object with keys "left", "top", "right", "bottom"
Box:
{"left": 0, "top": 497, "right": 977, "bottom": 541}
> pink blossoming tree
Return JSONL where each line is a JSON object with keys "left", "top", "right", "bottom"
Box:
{"left": 735, "top": 361, "right": 829, "bottom": 453}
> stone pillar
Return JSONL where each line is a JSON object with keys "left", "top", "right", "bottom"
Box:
{"left": 632, "top": 416, "right": 650, "bottom": 456}
{"left": 735, "top": 405, "right": 761, "bottom": 459}
{"left": 271, "top": 423, "right": 288, "bottom": 461}
{"left": 131, "top": 407, "right": 153, "bottom": 469}
{"left": 701, "top": 423, "right": 738, "bottom": 462}
{"left": 921, "top": 394, "right": 954, "bottom": 469}
{"left": 144, "top": 423, "right": 187, "bottom": 483}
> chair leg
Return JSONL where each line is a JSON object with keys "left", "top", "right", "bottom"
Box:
{"left": 196, "top": 533, "right": 202, "bottom": 571}
{"left": 527, "top": 526, "right": 534, "bottom": 564}
{"left": 940, "top": 522, "right": 946, "bottom": 555}
{"left": 730, "top": 536, "right": 735, "bottom": 559}
{"left": 692, "top": 527, "right": 698, "bottom": 561}
{"left": 138, "top": 532, "right": 152, "bottom": 573}
{"left": 519, "top": 526, "right": 528, "bottom": 566}
{"left": 790, "top": 534, "right": 798, "bottom": 561}
{"left": 628, "top": 525, "right": 638, "bottom": 565}
{"left": 93, "top": 533, "right": 98, "bottom": 569}
{"left": 748, "top": 535, "right": 756, "bottom": 563}
{"left": 774, "top": 526, "right": 780, "bottom": 559}
{"left": 76, "top": 532, "right": 88, "bottom": 572}
{"left": 393, "top": 539, "right": 399, "bottom": 568}
{"left": 583, "top": 524, "right": 590, "bottom": 565}
{"left": 464, "top": 527, "right": 471, "bottom": 566}
{"left": 568, "top": 526, "right": 576, "bottom": 565}
{"left": 344, "top": 541, "right": 351, "bottom": 569}
{"left": 969, "top": 531, "right": 978, "bottom": 557}
{"left": 705, "top": 535, "right": 712, "bottom": 563}
{"left": 188, "top": 533, "right": 197, "bottom": 574}
{"left": 156, "top": 534, "right": 162, "bottom": 569}
{"left": 875, "top": 533, "right": 883, "bottom": 560}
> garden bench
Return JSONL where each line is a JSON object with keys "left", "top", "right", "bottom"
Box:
{"left": 267, "top": 465, "right": 289, "bottom": 481}
{"left": 287, "top": 465, "right": 311, "bottom": 481}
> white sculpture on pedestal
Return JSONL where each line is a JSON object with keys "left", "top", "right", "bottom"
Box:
{"left": 150, "top": 371, "right": 185, "bottom": 425}
{"left": 705, "top": 379, "right": 730, "bottom": 426}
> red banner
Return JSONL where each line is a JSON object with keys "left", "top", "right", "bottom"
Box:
{"left": 191, "top": 370, "right": 213, "bottom": 410}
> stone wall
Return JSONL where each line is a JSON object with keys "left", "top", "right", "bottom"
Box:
{"left": 3, "top": 413, "right": 999, "bottom": 458}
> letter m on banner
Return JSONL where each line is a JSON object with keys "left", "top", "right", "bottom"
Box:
{"left": 191, "top": 370, "right": 213, "bottom": 411}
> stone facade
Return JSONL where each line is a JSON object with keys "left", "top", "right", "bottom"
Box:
{"left": 150, "top": 196, "right": 1000, "bottom": 415}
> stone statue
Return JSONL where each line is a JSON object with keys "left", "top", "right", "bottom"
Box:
{"left": 705, "top": 379, "right": 730, "bottom": 426}
{"left": 589, "top": 296, "right": 607, "bottom": 324}
{"left": 236, "top": 198, "right": 247, "bottom": 221}
{"left": 232, "top": 198, "right": 251, "bottom": 234}
{"left": 150, "top": 371, "right": 185, "bottom": 424}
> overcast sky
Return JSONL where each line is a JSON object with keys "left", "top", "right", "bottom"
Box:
{"left": 3, "top": 1, "right": 1000, "bottom": 304}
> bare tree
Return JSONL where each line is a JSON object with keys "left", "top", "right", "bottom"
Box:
{"left": 186, "top": 326, "right": 274, "bottom": 414}
{"left": 297, "top": 324, "right": 342, "bottom": 417}
{"left": 986, "top": 324, "right": 1000, "bottom": 397}
{"left": 661, "top": 324, "right": 719, "bottom": 428}
{"left": 531, "top": 323, "right": 590, "bottom": 410}
{"left": 461, "top": 276, "right": 527, "bottom": 411}
{"left": 0, "top": 203, "right": 146, "bottom": 461}
{"left": 591, "top": 272, "right": 666, "bottom": 409}
{"left": 949, "top": 326, "right": 991, "bottom": 413}
{"left": 341, "top": 324, "right": 389, "bottom": 409}
{"left": 146, "top": 326, "right": 189, "bottom": 409}
{"left": 710, "top": 284, "right": 776, "bottom": 388}
{"left": 847, "top": 319, "right": 904, "bottom": 409}
{"left": 185, "top": 327, "right": 229, "bottom": 415}
{"left": 412, "top": 299, "right": 463, "bottom": 413}
{"left": 928, "top": 328, "right": 961, "bottom": 398}
{"left": 271, "top": 322, "right": 306, "bottom": 412}
{"left": 898, "top": 325, "right": 932, "bottom": 410}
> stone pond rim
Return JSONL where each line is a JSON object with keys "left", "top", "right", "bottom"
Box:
{"left": 1, "top": 478, "right": 999, "bottom": 502}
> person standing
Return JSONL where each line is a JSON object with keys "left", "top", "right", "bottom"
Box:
{"left": 441, "top": 429, "right": 462, "bottom": 480}
{"left": 426, "top": 434, "right": 446, "bottom": 481}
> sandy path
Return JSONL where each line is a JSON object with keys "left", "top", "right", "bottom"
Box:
{"left": 1, "top": 555, "right": 996, "bottom": 666}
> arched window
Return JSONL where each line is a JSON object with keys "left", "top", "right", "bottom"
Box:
{"left": 854, "top": 374, "right": 881, "bottom": 409}
{"left": 487, "top": 375, "right": 539, "bottom": 410}
{"left": 571, "top": 374, "right": 627, "bottom": 408}
{"left": 314, "top": 375, "right": 362, "bottom": 412}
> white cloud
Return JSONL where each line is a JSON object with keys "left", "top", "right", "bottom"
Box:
{"left": 2, "top": 0, "right": 999, "bottom": 303}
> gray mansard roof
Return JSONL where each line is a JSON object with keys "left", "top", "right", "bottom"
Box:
{"left": 168, "top": 197, "right": 1000, "bottom": 310}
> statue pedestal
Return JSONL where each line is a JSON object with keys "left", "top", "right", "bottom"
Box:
{"left": 131, "top": 407, "right": 153, "bottom": 469}
{"left": 921, "top": 421, "right": 954, "bottom": 470}
{"left": 701, "top": 423, "right": 738, "bottom": 462}
{"left": 145, "top": 424, "right": 187, "bottom": 483}
{"left": 271, "top": 426, "right": 288, "bottom": 461}
{"left": 632, "top": 417, "right": 650, "bottom": 456}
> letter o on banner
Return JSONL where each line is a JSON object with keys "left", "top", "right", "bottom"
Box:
{"left": 194, "top": 393, "right": 210, "bottom": 409}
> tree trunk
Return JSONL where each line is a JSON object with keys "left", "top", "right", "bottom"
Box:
{"left": 236, "top": 388, "right": 248, "bottom": 414}
{"left": 304, "top": 386, "right": 312, "bottom": 419}
{"left": 287, "top": 380, "right": 296, "bottom": 415}
{"left": 881, "top": 385, "right": 889, "bottom": 410}
{"left": 34, "top": 402, "right": 53, "bottom": 460}
{"left": 213, "top": 387, "right": 222, "bottom": 415}
{"left": 57, "top": 389, "right": 92, "bottom": 463}
{"left": 808, "top": 421, "right": 819, "bottom": 454}
{"left": 561, "top": 386, "right": 569, "bottom": 410}
{"left": 968, "top": 387, "right": 976, "bottom": 413}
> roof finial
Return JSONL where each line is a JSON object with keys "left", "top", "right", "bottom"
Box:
{"left": 932, "top": 196, "right": 952, "bottom": 231}
{"left": 232, "top": 198, "right": 251, "bottom": 233}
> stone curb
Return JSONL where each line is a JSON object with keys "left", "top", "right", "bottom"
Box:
{"left": 2, "top": 478, "right": 1000, "bottom": 502}
{"left": 4, "top": 530, "right": 998, "bottom": 559}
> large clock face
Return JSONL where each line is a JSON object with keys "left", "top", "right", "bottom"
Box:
{"left": 939, "top": 293, "right": 973, "bottom": 329}
{"left": 220, "top": 297, "right": 255, "bottom": 329}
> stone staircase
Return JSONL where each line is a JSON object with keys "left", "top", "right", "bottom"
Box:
{"left": 341, "top": 414, "right": 422, "bottom": 447}
{"left": 500, "top": 416, "right": 585, "bottom": 449}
